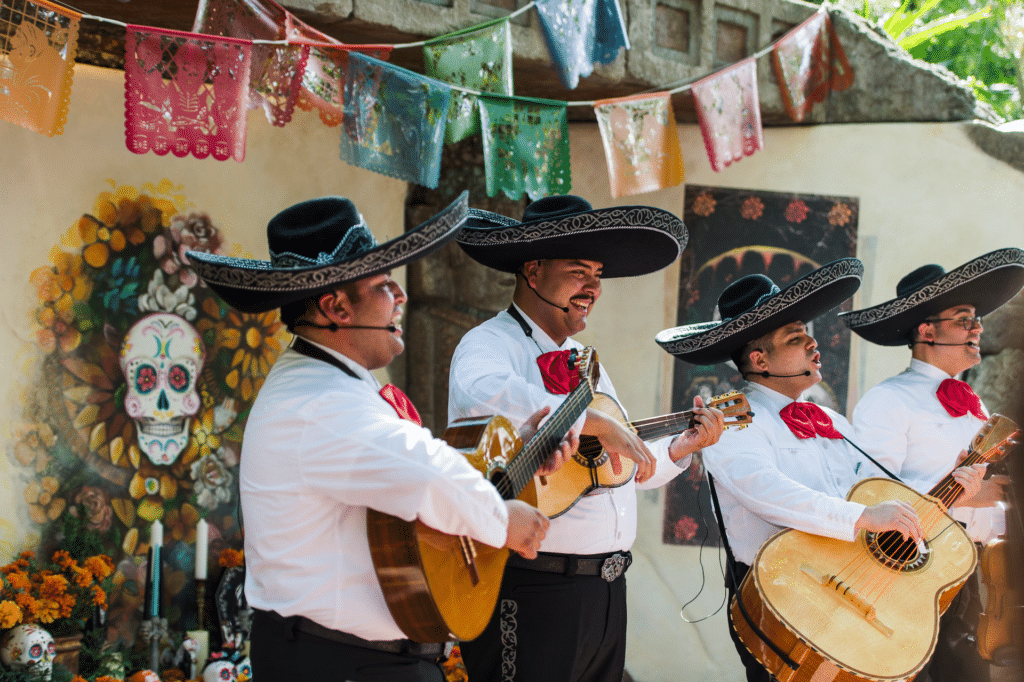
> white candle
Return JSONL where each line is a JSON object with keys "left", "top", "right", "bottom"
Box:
{"left": 151, "top": 518, "right": 163, "bottom": 551}
{"left": 195, "top": 518, "right": 209, "bottom": 580}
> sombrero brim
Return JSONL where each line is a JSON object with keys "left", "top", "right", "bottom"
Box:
{"left": 188, "top": 191, "right": 469, "bottom": 313}
{"left": 456, "top": 205, "right": 687, "bottom": 278}
{"left": 656, "top": 258, "right": 864, "bottom": 365}
{"left": 840, "top": 248, "right": 1024, "bottom": 346}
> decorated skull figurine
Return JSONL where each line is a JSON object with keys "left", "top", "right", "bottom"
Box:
{"left": 120, "top": 313, "right": 205, "bottom": 465}
{"left": 0, "top": 624, "right": 55, "bottom": 679}
{"left": 235, "top": 656, "right": 252, "bottom": 682}
{"left": 203, "top": 658, "right": 237, "bottom": 682}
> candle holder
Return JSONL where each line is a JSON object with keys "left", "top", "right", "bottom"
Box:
{"left": 196, "top": 579, "right": 207, "bottom": 631}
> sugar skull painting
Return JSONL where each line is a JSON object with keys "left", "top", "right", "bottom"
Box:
{"left": 17, "top": 180, "right": 289, "bottom": 645}
{"left": 121, "top": 313, "right": 206, "bottom": 465}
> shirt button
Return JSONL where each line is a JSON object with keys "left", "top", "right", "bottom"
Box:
{"left": 617, "top": 532, "right": 622, "bottom": 539}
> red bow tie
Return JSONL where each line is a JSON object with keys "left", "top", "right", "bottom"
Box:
{"left": 779, "top": 401, "right": 844, "bottom": 440}
{"left": 936, "top": 378, "right": 985, "bottom": 420}
{"left": 536, "top": 350, "right": 581, "bottom": 395}
{"left": 379, "top": 384, "right": 422, "bottom": 426}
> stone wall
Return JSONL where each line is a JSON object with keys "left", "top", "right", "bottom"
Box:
{"left": 403, "top": 139, "right": 526, "bottom": 433}
{"left": 969, "top": 288, "right": 1024, "bottom": 422}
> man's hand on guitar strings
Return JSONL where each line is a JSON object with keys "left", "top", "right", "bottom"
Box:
{"left": 854, "top": 500, "right": 925, "bottom": 543}
{"left": 585, "top": 408, "right": 656, "bottom": 484}
{"left": 669, "top": 395, "right": 726, "bottom": 463}
{"left": 504, "top": 500, "right": 550, "bottom": 559}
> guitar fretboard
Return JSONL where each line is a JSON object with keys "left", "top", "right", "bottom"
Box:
{"left": 496, "top": 380, "right": 594, "bottom": 501}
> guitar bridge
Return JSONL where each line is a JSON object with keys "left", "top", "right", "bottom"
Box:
{"left": 800, "top": 564, "right": 893, "bottom": 637}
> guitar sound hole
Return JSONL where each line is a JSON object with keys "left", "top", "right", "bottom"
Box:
{"left": 489, "top": 470, "right": 513, "bottom": 500}
{"left": 573, "top": 437, "right": 609, "bottom": 468}
{"left": 865, "top": 531, "right": 929, "bottom": 572}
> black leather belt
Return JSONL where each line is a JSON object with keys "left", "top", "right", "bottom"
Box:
{"left": 261, "top": 610, "right": 446, "bottom": 659}
{"left": 507, "top": 551, "right": 632, "bottom": 582}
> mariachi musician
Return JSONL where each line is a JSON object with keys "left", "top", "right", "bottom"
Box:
{"left": 844, "top": 247, "right": 1024, "bottom": 682}
{"left": 188, "top": 193, "right": 572, "bottom": 681}
{"left": 655, "top": 259, "right": 984, "bottom": 682}
{"left": 447, "top": 195, "right": 726, "bottom": 682}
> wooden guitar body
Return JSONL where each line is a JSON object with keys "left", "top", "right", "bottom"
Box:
{"left": 733, "top": 478, "right": 977, "bottom": 682}
{"left": 367, "top": 415, "right": 536, "bottom": 643}
{"left": 978, "top": 538, "right": 1023, "bottom": 665}
{"left": 535, "top": 393, "right": 631, "bottom": 517}
{"left": 732, "top": 413, "right": 1018, "bottom": 682}
{"left": 538, "top": 390, "right": 753, "bottom": 518}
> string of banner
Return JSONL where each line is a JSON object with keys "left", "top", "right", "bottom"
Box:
{"left": 1, "top": 0, "right": 853, "bottom": 200}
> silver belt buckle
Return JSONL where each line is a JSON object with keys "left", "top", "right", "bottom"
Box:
{"left": 601, "top": 553, "right": 627, "bottom": 582}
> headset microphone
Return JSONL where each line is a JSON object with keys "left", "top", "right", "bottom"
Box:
{"left": 910, "top": 341, "right": 977, "bottom": 347}
{"left": 292, "top": 321, "right": 398, "bottom": 332}
{"left": 517, "top": 270, "right": 571, "bottom": 313}
{"left": 743, "top": 370, "right": 813, "bottom": 378}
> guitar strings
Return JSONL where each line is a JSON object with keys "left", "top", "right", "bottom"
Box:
{"left": 493, "top": 379, "right": 595, "bottom": 499}
{"left": 828, "top": 445, "right": 1000, "bottom": 606}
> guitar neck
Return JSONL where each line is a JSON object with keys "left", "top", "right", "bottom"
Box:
{"left": 628, "top": 410, "right": 695, "bottom": 441}
{"left": 503, "top": 382, "right": 594, "bottom": 500}
{"left": 927, "top": 448, "right": 994, "bottom": 510}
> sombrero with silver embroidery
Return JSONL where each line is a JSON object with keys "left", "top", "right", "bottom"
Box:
{"left": 456, "top": 195, "right": 687, "bottom": 278}
{"left": 188, "top": 191, "right": 469, "bottom": 314}
{"left": 655, "top": 258, "right": 864, "bottom": 365}
{"left": 840, "top": 247, "right": 1024, "bottom": 347}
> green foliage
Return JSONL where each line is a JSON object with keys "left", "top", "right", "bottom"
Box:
{"left": 813, "top": 0, "right": 1023, "bottom": 120}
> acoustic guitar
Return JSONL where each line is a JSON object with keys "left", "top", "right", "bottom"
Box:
{"left": 536, "top": 391, "right": 754, "bottom": 518}
{"left": 732, "top": 414, "right": 1019, "bottom": 682}
{"left": 366, "top": 348, "right": 600, "bottom": 643}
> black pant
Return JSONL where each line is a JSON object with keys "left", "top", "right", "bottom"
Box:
{"left": 725, "top": 560, "right": 774, "bottom": 682}
{"left": 251, "top": 610, "right": 446, "bottom": 682}
{"left": 459, "top": 562, "right": 628, "bottom": 682}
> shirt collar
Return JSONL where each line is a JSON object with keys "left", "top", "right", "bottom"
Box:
{"left": 292, "top": 336, "right": 380, "bottom": 388}
{"left": 509, "top": 302, "right": 569, "bottom": 352}
{"left": 909, "top": 358, "right": 956, "bottom": 381}
{"left": 744, "top": 381, "right": 800, "bottom": 412}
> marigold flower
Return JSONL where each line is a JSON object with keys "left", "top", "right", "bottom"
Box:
{"left": 84, "top": 555, "right": 115, "bottom": 580}
{"left": 39, "top": 573, "right": 69, "bottom": 600}
{"left": 91, "top": 585, "right": 107, "bottom": 609}
{"left": 785, "top": 199, "right": 810, "bottom": 223}
{"left": 35, "top": 598, "right": 60, "bottom": 623}
{"left": 71, "top": 565, "right": 94, "bottom": 588}
{"left": 218, "top": 548, "right": 244, "bottom": 568}
{"left": 52, "top": 550, "right": 75, "bottom": 569}
{"left": 0, "top": 600, "right": 22, "bottom": 628}
{"left": 7, "top": 572, "right": 31, "bottom": 590}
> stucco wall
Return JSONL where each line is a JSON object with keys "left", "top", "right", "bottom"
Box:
{"left": 2, "top": 63, "right": 1023, "bottom": 681}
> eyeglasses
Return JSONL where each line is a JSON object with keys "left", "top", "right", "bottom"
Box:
{"left": 924, "top": 315, "right": 983, "bottom": 331}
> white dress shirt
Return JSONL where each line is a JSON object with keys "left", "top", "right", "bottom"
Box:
{"left": 241, "top": 341, "right": 509, "bottom": 641}
{"left": 852, "top": 358, "right": 1005, "bottom": 542}
{"left": 702, "top": 382, "right": 868, "bottom": 566}
{"left": 447, "top": 304, "right": 687, "bottom": 555}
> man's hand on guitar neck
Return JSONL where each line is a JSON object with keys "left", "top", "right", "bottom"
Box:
{"left": 950, "top": 448, "right": 1003, "bottom": 508}
{"left": 854, "top": 500, "right": 925, "bottom": 543}
{"left": 668, "top": 395, "right": 726, "bottom": 465}
{"left": 519, "top": 405, "right": 580, "bottom": 477}
{"left": 582, "top": 408, "right": 656, "bottom": 484}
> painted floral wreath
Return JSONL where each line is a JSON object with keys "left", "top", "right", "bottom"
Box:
{"left": 15, "top": 180, "right": 289, "bottom": 642}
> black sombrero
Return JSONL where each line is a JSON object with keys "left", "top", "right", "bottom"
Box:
{"left": 655, "top": 258, "right": 864, "bottom": 365}
{"left": 456, "top": 195, "right": 687, "bottom": 278}
{"left": 840, "top": 247, "right": 1024, "bottom": 346}
{"left": 188, "top": 191, "right": 469, "bottom": 313}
